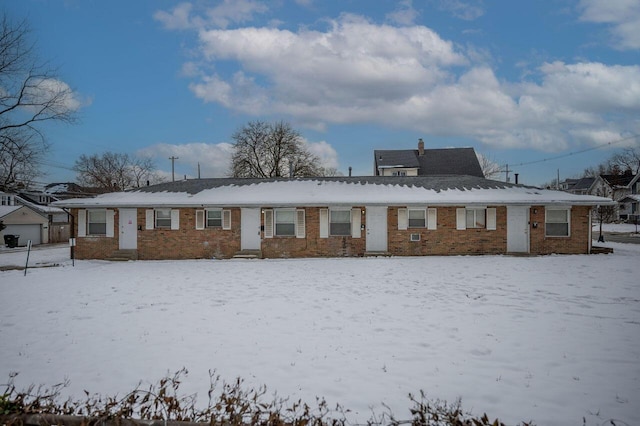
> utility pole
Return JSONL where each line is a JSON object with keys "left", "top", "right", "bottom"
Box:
{"left": 504, "top": 164, "right": 511, "bottom": 183}
{"left": 169, "top": 156, "right": 179, "bottom": 182}
{"left": 197, "top": 162, "right": 201, "bottom": 179}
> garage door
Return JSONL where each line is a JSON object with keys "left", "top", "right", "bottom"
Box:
{"left": 2, "top": 224, "right": 42, "bottom": 246}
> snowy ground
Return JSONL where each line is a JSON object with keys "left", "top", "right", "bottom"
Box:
{"left": 1, "top": 243, "right": 639, "bottom": 426}
{"left": 593, "top": 223, "right": 640, "bottom": 234}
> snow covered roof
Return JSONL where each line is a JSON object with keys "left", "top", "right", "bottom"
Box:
{"left": 52, "top": 176, "right": 615, "bottom": 208}
{"left": 0, "top": 205, "right": 22, "bottom": 218}
{"left": 620, "top": 194, "right": 640, "bottom": 202}
{"left": 16, "top": 196, "right": 66, "bottom": 214}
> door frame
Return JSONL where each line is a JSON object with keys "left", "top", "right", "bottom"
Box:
{"left": 506, "top": 206, "right": 530, "bottom": 253}
{"left": 241, "top": 208, "right": 261, "bottom": 250}
{"left": 366, "top": 206, "right": 388, "bottom": 252}
{"left": 119, "top": 208, "right": 138, "bottom": 249}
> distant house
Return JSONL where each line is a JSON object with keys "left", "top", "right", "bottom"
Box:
{"left": 567, "top": 177, "right": 596, "bottom": 195}
{"left": 590, "top": 172, "right": 638, "bottom": 221}
{"left": 54, "top": 175, "right": 613, "bottom": 260}
{"left": 0, "top": 192, "right": 50, "bottom": 246}
{"left": 374, "top": 139, "right": 484, "bottom": 177}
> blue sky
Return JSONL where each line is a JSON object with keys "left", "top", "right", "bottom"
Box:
{"left": 4, "top": 0, "right": 640, "bottom": 186}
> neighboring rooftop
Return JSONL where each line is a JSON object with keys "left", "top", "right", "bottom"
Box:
{"left": 374, "top": 139, "right": 484, "bottom": 177}
{"left": 568, "top": 177, "right": 596, "bottom": 192}
{"left": 600, "top": 173, "right": 636, "bottom": 188}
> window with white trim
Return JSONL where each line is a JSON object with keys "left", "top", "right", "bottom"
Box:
{"left": 330, "top": 209, "right": 351, "bottom": 236}
{"left": 207, "top": 209, "right": 222, "bottom": 227}
{"left": 466, "top": 208, "right": 486, "bottom": 229}
{"left": 1, "top": 195, "right": 14, "bottom": 206}
{"left": 88, "top": 209, "right": 107, "bottom": 235}
{"left": 275, "top": 209, "right": 296, "bottom": 236}
{"left": 155, "top": 209, "right": 172, "bottom": 228}
{"left": 545, "top": 208, "right": 570, "bottom": 237}
{"left": 456, "top": 207, "right": 495, "bottom": 230}
{"left": 408, "top": 209, "right": 426, "bottom": 228}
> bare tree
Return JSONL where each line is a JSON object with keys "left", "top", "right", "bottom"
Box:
{"left": 0, "top": 128, "right": 47, "bottom": 189}
{"left": 0, "top": 13, "right": 77, "bottom": 190}
{"left": 582, "top": 146, "right": 640, "bottom": 178}
{"left": 594, "top": 205, "right": 615, "bottom": 242}
{"left": 476, "top": 152, "right": 502, "bottom": 179}
{"left": 609, "top": 147, "right": 640, "bottom": 174}
{"left": 74, "top": 152, "right": 159, "bottom": 191}
{"left": 230, "top": 121, "right": 322, "bottom": 178}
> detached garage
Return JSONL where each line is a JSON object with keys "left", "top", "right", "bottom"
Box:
{"left": 0, "top": 205, "right": 49, "bottom": 246}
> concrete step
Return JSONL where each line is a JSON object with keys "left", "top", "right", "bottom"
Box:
{"left": 107, "top": 249, "right": 138, "bottom": 261}
{"left": 591, "top": 245, "right": 614, "bottom": 254}
{"left": 233, "top": 250, "right": 262, "bottom": 259}
{"left": 364, "top": 251, "right": 391, "bottom": 257}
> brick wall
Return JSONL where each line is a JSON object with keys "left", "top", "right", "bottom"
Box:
{"left": 72, "top": 208, "right": 119, "bottom": 259}
{"left": 137, "top": 208, "right": 241, "bottom": 260}
{"left": 261, "top": 207, "right": 366, "bottom": 258}
{"left": 72, "top": 205, "right": 593, "bottom": 260}
{"left": 387, "top": 206, "right": 507, "bottom": 256}
{"left": 530, "top": 205, "right": 591, "bottom": 254}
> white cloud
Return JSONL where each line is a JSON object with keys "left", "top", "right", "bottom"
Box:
{"left": 154, "top": 0, "right": 269, "bottom": 30}
{"left": 303, "top": 139, "right": 339, "bottom": 169}
{"left": 158, "top": 8, "right": 640, "bottom": 153}
{"left": 26, "top": 78, "right": 84, "bottom": 112}
{"left": 437, "top": 0, "right": 485, "bottom": 21}
{"left": 138, "top": 142, "right": 234, "bottom": 178}
{"left": 579, "top": 0, "right": 640, "bottom": 50}
{"left": 153, "top": 2, "right": 196, "bottom": 30}
{"left": 386, "top": 0, "right": 419, "bottom": 26}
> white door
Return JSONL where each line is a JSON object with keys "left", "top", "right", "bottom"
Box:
{"left": 241, "top": 208, "right": 261, "bottom": 250}
{"left": 366, "top": 206, "right": 388, "bottom": 252}
{"left": 507, "top": 206, "right": 529, "bottom": 253}
{"left": 119, "top": 208, "right": 137, "bottom": 249}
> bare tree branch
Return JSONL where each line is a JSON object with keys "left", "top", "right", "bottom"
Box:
{"left": 0, "top": 13, "right": 78, "bottom": 190}
{"left": 230, "top": 120, "right": 322, "bottom": 178}
{"left": 74, "top": 152, "right": 159, "bottom": 191}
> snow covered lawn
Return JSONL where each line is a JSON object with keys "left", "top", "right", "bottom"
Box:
{"left": 592, "top": 223, "right": 640, "bottom": 234}
{"left": 1, "top": 245, "right": 639, "bottom": 425}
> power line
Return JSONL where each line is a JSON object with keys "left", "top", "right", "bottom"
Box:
{"left": 503, "top": 134, "right": 639, "bottom": 169}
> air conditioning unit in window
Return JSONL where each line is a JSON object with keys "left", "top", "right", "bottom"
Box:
{"left": 410, "top": 233, "right": 420, "bottom": 242}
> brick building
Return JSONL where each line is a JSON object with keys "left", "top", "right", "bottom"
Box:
{"left": 54, "top": 176, "right": 613, "bottom": 260}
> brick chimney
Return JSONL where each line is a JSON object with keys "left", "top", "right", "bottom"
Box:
{"left": 418, "top": 138, "right": 424, "bottom": 156}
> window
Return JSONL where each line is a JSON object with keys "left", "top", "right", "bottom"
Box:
{"left": 408, "top": 209, "right": 426, "bottom": 228}
{"left": 392, "top": 170, "right": 407, "bottom": 176}
{"left": 466, "top": 208, "right": 486, "bottom": 228}
{"left": 88, "top": 210, "right": 107, "bottom": 235}
{"left": 1, "top": 195, "right": 13, "bottom": 206}
{"left": 264, "top": 209, "right": 304, "bottom": 238}
{"left": 457, "top": 208, "right": 495, "bottom": 230}
{"left": 546, "top": 208, "right": 570, "bottom": 237}
{"left": 155, "top": 209, "right": 172, "bottom": 228}
{"left": 275, "top": 209, "right": 296, "bottom": 236}
{"left": 330, "top": 209, "right": 351, "bottom": 236}
{"left": 207, "top": 209, "right": 222, "bottom": 227}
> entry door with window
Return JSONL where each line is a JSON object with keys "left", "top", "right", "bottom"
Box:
{"left": 366, "top": 206, "right": 388, "bottom": 252}
{"left": 119, "top": 208, "right": 138, "bottom": 249}
{"left": 241, "top": 208, "right": 261, "bottom": 250}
